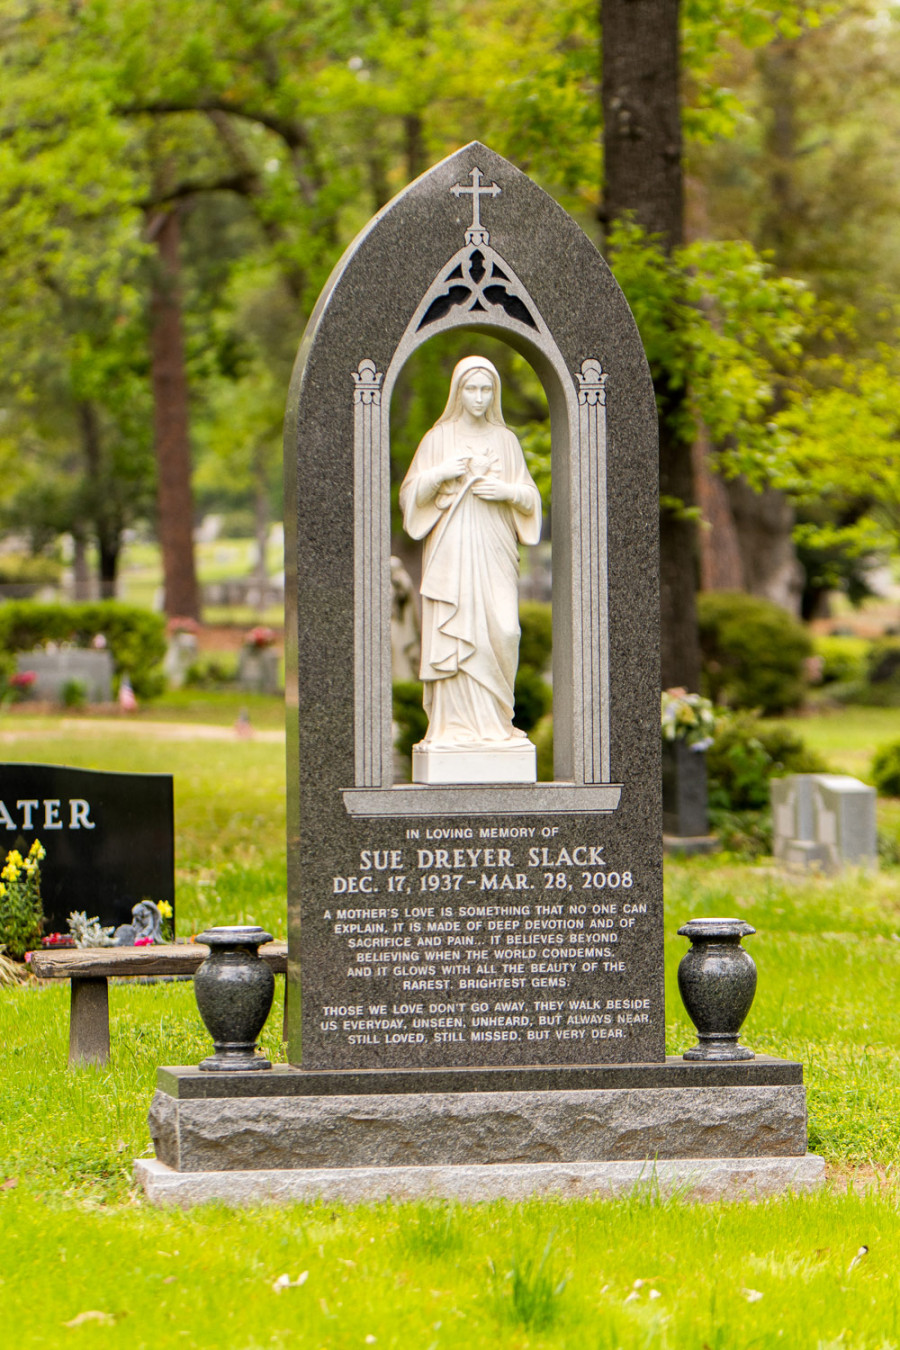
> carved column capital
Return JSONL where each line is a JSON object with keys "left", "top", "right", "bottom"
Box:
{"left": 576, "top": 358, "right": 608, "bottom": 406}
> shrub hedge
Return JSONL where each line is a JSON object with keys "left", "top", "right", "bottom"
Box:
{"left": 698, "top": 591, "right": 812, "bottom": 713}
{"left": 872, "top": 740, "right": 900, "bottom": 797}
{"left": 0, "top": 601, "right": 166, "bottom": 698}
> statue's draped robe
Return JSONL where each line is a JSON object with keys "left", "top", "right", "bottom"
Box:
{"left": 400, "top": 421, "right": 541, "bottom": 746}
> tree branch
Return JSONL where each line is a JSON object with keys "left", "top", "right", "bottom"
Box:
{"left": 117, "top": 98, "right": 311, "bottom": 153}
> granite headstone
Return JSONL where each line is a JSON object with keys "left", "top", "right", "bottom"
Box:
{"left": 284, "top": 141, "right": 662, "bottom": 1070}
{"left": 139, "top": 142, "right": 823, "bottom": 1208}
{"left": 16, "top": 649, "right": 113, "bottom": 703}
{"left": 772, "top": 772, "right": 877, "bottom": 870}
{"left": 0, "top": 763, "right": 174, "bottom": 932}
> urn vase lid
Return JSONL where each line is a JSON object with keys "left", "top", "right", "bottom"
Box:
{"left": 677, "top": 918, "right": 755, "bottom": 941}
{"left": 196, "top": 925, "right": 274, "bottom": 947}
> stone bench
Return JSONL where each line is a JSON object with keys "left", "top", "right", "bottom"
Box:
{"left": 29, "top": 942, "right": 288, "bottom": 1068}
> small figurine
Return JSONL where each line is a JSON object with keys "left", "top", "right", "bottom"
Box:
{"left": 113, "top": 899, "right": 162, "bottom": 946}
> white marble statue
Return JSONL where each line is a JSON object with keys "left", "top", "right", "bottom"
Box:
{"left": 399, "top": 357, "right": 541, "bottom": 781}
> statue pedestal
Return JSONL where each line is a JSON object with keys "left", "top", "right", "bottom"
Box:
{"left": 412, "top": 740, "right": 536, "bottom": 784}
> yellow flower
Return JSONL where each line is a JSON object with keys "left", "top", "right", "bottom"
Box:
{"left": 1, "top": 862, "right": 18, "bottom": 881}
{"left": 24, "top": 860, "right": 36, "bottom": 876}
{"left": 6, "top": 850, "right": 23, "bottom": 867}
{"left": 158, "top": 900, "right": 173, "bottom": 919}
{"left": 0, "top": 882, "right": 6, "bottom": 897}
{"left": 28, "top": 840, "right": 45, "bottom": 861}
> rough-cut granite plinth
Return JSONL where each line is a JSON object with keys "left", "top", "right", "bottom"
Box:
{"left": 137, "top": 1058, "right": 824, "bottom": 1206}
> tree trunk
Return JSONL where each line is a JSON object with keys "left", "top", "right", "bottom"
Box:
{"left": 72, "top": 533, "right": 92, "bottom": 601}
{"left": 692, "top": 426, "right": 745, "bottom": 592}
{"left": 601, "top": 0, "right": 701, "bottom": 688}
{"left": 78, "top": 400, "right": 120, "bottom": 600}
{"left": 253, "top": 444, "right": 269, "bottom": 597}
{"left": 149, "top": 204, "right": 199, "bottom": 620}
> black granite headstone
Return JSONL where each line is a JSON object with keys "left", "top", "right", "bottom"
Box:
{"left": 0, "top": 763, "right": 174, "bottom": 934}
{"left": 285, "top": 142, "right": 662, "bottom": 1070}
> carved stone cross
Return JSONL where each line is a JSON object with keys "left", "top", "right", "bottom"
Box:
{"left": 450, "top": 166, "right": 501, "bottom": 245}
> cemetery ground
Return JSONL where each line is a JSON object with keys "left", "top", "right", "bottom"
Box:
{"left": 1, "top": 711, "right": 899, "bottom": 1348}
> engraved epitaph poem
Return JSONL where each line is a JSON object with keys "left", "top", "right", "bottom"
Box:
{"left": 285, "top": 143, "right": 662, "bottom": 1069}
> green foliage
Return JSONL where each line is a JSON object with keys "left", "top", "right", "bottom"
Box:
{"left": 697, "top": 591, "right": 812, "bottom": 713}
{"left": 867, "top": 638, "right": 900, "bottom": 686}
{"left": 518, "top": 601, "right": 552, "bottom": 673}
{"left": 871, "top": 741, "right": 900, "bottom": 798}
{"left": 184, "top": 653, "right": 239, "bottom": 689}
{"left": 512, "top": 665, "right": 551, "bottom": 734}
{"left": 0, "top": 602, "right": 166, "bottom": 698}
{"left": 533, "top": 712, "right": 554, "bottom": 782}
{"left": 60, "top": 679, "right": 87, "bottom": 709}
{"left": 0, "top": 841, "right": 44, "bottom": 961}
{"left": 706, "top": 711, "right": 828, "bottom": 812}
{"left": 0, "top": 555, "right": 62, "bottom": 587}
{"left": 814, "top": 634, "right": 869, "bottom": 686}
{"left": 392, "top": 680, "right": 428, "bottom": 764}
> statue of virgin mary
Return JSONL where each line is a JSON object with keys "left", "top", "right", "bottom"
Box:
{"left": 399, "top": 356, "right": 542, "bottom": 777}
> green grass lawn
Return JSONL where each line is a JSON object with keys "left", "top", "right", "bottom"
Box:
{"left": 781, "top": 706, "right": 900, "bottom": 779}
{"left": 1, "top": 710, "right": 900, "bottom": 1348}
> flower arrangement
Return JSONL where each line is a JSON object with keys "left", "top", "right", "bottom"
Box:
{"left": 661, "top": 688, "right": 716, "bottom": 750}
{"left": 67, "top": 911, "right": 115, "bottom": 948}
{"left": 245, "top": 626, "right": 276, "bottom": 650}
{"left": 41, "top": 932, "right": 75, "bottom": 949}
{"left": 0, "top": 840, "right": 45, "bottom": 959}
{"left": 157, "top": 898, "right": 174, "bottom": 942}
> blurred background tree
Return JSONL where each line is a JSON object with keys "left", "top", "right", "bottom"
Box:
{"left": 0, "top": 0, "right": 898, "bottom": 662}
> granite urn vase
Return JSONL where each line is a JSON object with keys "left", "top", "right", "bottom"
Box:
{"left": 677, "top": 918, "right": 757, "bottom": 1061}
{"left": 194, "top": 926, "right": 275, "bottom": 1071}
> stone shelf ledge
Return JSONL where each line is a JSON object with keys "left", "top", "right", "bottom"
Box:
{"left": 342, "top": 783, "right": 622, "bottom": 818}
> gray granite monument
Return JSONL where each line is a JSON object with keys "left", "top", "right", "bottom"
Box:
{"left": 137, "top": 143, "right": 823, "bottom": 1206}
{"left": 772, "top": 773, "right": 877, "bottom": 870}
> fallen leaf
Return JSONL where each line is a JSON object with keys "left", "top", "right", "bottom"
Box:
{"left": 64, "top": 1311, "right": 115, "bottom": 1328}
{"left": 0, "top": 1177, "right": 18, "bottom": 1191}
{"left": 163, "top": 1277, "right": 176, "bottom": 1286}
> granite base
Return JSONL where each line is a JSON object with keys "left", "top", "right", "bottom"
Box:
{"left": 663, "top": 834, "right": 721, "bottom": 856}
{"left": 136, "top": 1153, "right": 826, "bottom": 1207}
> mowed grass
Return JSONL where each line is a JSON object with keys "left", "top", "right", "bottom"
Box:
{"left": 2, "top": 1185, "right": 899, "bottom": 1349}
{"left": 2, "top": 710, "right": 900, "bottom": 1348}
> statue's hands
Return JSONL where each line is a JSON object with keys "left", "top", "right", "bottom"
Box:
{"left": 472, "top": 478, "right": 516, "bottom": 503}
{"left": 436, "top": 455, "right": 467, "bottom": 483}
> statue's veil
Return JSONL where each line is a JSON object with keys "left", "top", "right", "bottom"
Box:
{"left": 436, "top": 356, "right": 507, "bottom": 427}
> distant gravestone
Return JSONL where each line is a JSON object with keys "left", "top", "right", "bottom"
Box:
{"left": 16, "top": 650, "right": 113, "bottom": 703}
{"left": 771, "top": 773, "right": 877, "bottom": 870}
{"left": 0, "top": 764, "right": 174, "bottom": 933}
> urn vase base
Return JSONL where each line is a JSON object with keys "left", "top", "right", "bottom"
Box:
{"left": 200, "top": 1046, "right": 273, "bottom": 1072}
{"left": 684, "top": 1041, "right": 755, "bottom": 1062}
